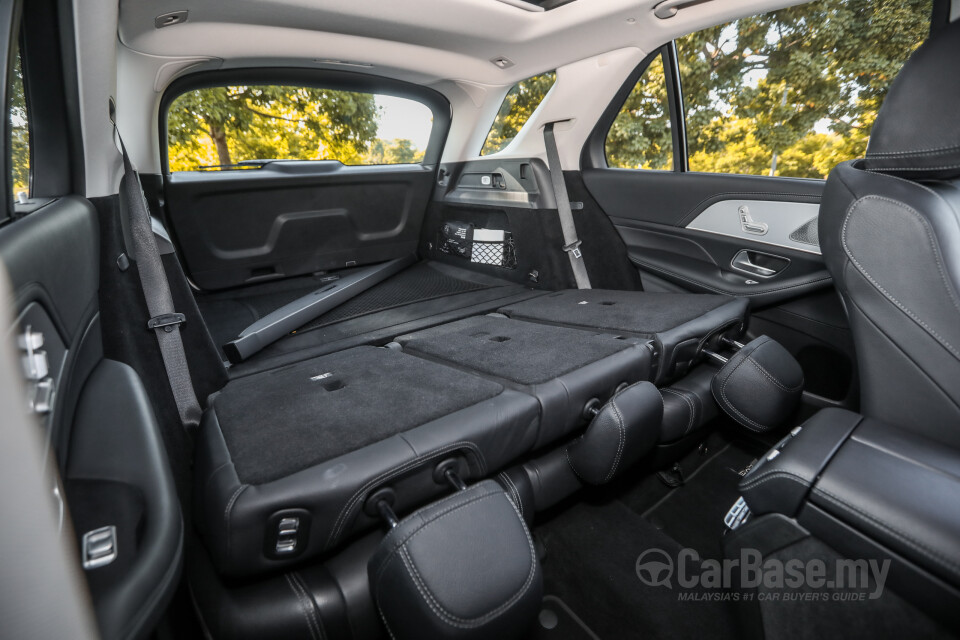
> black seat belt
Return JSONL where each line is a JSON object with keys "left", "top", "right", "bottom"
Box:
{"left": 543, "top": 122, "right": 591, "bottom": 289}
{"left": 113, "top": 121, "right": 202, "bottom": 428}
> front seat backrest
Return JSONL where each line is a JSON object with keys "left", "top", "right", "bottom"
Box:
{"left": 819, "top": 19, "right": 960, "bottom": 447}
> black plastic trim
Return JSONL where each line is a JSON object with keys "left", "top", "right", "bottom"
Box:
{"left": 0, "top": 0, "right": 22, "bottom": 222}
{"left": 20, "top": 0, "right": 81, "bottom": 199}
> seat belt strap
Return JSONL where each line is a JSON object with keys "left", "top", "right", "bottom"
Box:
{"left": 115, "top": 128, "right": 202, "bottom": 428}
{"left": 543, "top": 122, "right": 591, "bottom": 289}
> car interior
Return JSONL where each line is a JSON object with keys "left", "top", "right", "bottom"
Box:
{"left": 0, "top": 0, "right": 958, "bottom": 638}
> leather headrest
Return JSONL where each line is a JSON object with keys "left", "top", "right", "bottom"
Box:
{"left": 864, "top": 19, "right": 960, "bottom": 179}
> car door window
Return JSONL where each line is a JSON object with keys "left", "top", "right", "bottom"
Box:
{"left": 676, "top": 0, "right": 932, "bottom": 178}
{"left": 604, "top": 52, "right": 673, "bottom": 170}
{"left": 9, "top": 47, "right": 30, "bottom": 202}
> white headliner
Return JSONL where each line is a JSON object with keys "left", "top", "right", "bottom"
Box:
{"left": 76, "top": 0, "right": 808, "bottom": 196}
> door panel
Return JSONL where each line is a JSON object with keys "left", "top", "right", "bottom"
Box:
{"left": 582, "top": 168, "right": 857, "bottom": 409}
{"left": 164, "top": 162, "right": 435, "bottom": 290}
{"left": 586, "top": 170, "right": 831, "bottom": 304}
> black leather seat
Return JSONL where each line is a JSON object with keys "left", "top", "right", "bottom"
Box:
{"left": 196, "top": 316, "right": 657, "bottom": 578}
{"left": 819, "top": 19, "right": 960, "bottom": 447}
{"left": 497, "top": 289, "right": 749, "bottom": 384}
{"left": 195, "top": 345, "right": 540, "bottom": 577}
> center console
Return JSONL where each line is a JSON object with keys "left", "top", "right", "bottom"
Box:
{"left": 730, "top": 407, "right": 960, "bottom": 630}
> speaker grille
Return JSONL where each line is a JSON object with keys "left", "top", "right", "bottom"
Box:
{"left": 789, "top": 217, "right": 820, "bottom": 247}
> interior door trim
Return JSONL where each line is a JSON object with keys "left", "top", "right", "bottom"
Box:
{"left": 685, "top": 198, "right": 822, "bottom": 255}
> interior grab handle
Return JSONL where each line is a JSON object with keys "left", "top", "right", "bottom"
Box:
{"left": 653, "top": 0, "right": 716, "bottom": 19}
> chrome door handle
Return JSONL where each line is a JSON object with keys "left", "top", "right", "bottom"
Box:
{"left": 731, "top": 250, "right": 790, "bottom": 278}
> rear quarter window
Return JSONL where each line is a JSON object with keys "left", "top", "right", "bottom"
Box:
{"left": 480, "top": 71, "right": 556, "bottom": 155}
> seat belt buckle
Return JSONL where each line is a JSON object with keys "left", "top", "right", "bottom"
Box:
{"left": 563, "top": 240, "right": 583, "bottom": 260}
{"left": 147, "top": 313, "right": 186, "bottom": 333}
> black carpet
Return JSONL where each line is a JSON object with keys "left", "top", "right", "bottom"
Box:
{"left": 532, "top": 434, "right": 765, "bottom": 640}
{"left": 196, "top": 273, "right": 339, "bottom": 352}
{"left": 213, "top": 346, "right": 504, "bottom": 484}
{"left": 641, "top": 443, "right": 758, "bottom": 560}
{"left": 297, "top": 263, "right": 491, "bottom": 332}
{"left": 536, "top": 499, "right": 740, "bottom": 640}
{"left": 397, "top": 315, "right": 635, "bottom": 385}
{"left": 532, "top": 596, "right": 599, "bottom": 640}
{"left": 196, "top": 263, "right": 496, "bottom": 354}
{"left": 499, "top": 289, "right": 734, "bottom": 336}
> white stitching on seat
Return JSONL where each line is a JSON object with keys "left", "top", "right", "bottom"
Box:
{"left": 841, "top": 195, "right": 960, "bottom": 360}
{"left": 746, "top": 356, "right": 804, "bottom": 392}
{"left": 661, "top": 388, "right": 695, "bottom": 435}
{"left": 739, "top": 469, "right": 811, "bottom": 491}
{"left": 328, "top": 441, "right": 487, "bottom": 547}
{"left": 285, "top": 573, "right": 322, "bottom": 640}
{"left": 867, "top": 141, "right": 960, "bottom": 157}
{"left": 498, "top": 472, "right": 523, "bottom": 518}
{"left": 390, "top": 493, "right": 538, "bottom": 629}
{"left": 718, "top": 339, "right": 774, "bottom": 432}
{"left": 223, "top": 484, "right": 248, "bottom": 559}
{"left": 604, "top": 397, "right": 627, "bottom": 482}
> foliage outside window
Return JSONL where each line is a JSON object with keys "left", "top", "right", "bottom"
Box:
{"left": 605, "top": 54, "right": 673, "bottom": 170}
{"left": 10, "top": 49, "right": 29, "bottom": 197}
{"left": 677, "top": 0, "right": 932, "bottom": 178}
{"left": 480, "top": 72, "right": 556, "bottom": 155}
{"left": 166, "top": 86, "right": 434, "bottom": 171}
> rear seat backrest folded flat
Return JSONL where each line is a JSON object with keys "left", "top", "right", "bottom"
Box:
{"left": 498, "top": 289, "right": 749, "bottom": 384}
{"left": 395, "top": 315, "right": 653, "bottom": 447}
{"left": 195, "top": 345, "right": 540, "bottom": 577}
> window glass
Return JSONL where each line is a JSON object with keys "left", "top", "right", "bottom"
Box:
{"left": 480, "top": 72, "right": 556, "bottom": 155}
{"left": 677, "top": 0, "right": 932, "bottom": 178}
{"left": 166, "top": 86, "right": 434, "bottom": 171}
{"left": 10, "top": 48, "right": 29, "bottom": 198}
{"left": 605, "top": 53, "right": 672, "bottom": 170}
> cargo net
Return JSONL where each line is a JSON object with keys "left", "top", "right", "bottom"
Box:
{"left": 471, "top": 234, "right": 517, "bottom": 269}
{"left": 438, "top": 221, "right": 517, "bottom": 270}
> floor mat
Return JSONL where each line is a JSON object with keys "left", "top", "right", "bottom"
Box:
{"left": 533, "top": 596, "right": 599, "bottom": 640}
{"left": 536, "top": 499, "right": 740, "bottom": 640}
{"left": 641, "top": 443, "right": 759, "bottom": 560}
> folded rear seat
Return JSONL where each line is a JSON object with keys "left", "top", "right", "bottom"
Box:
{"left": 195, "top": 345, "right": 540, "bottom": 577}
{"left": 498, "top": 290, "right": 749, "bottom": 384}
{"left": 394, "top": 315, "right": 652, "bottom": 447}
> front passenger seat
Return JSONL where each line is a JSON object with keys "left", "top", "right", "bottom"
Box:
{"left": 819, "top": 19, "right": 960, "bottom": 446}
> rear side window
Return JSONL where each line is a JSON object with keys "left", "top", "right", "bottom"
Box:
{"left": 166, "top": 85, "right": 435, "bottom": 171}
{"left": 676, "top": 0, "right": 932, "bottom": 178}
{"left": 480, "top": 71, "right": 556, "bottom": 155}
{"left": 9, "top": 48, "right": 29, "bottom": 200}
{"left": 605, "top": 52, "right": 673, "bottom": 170}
